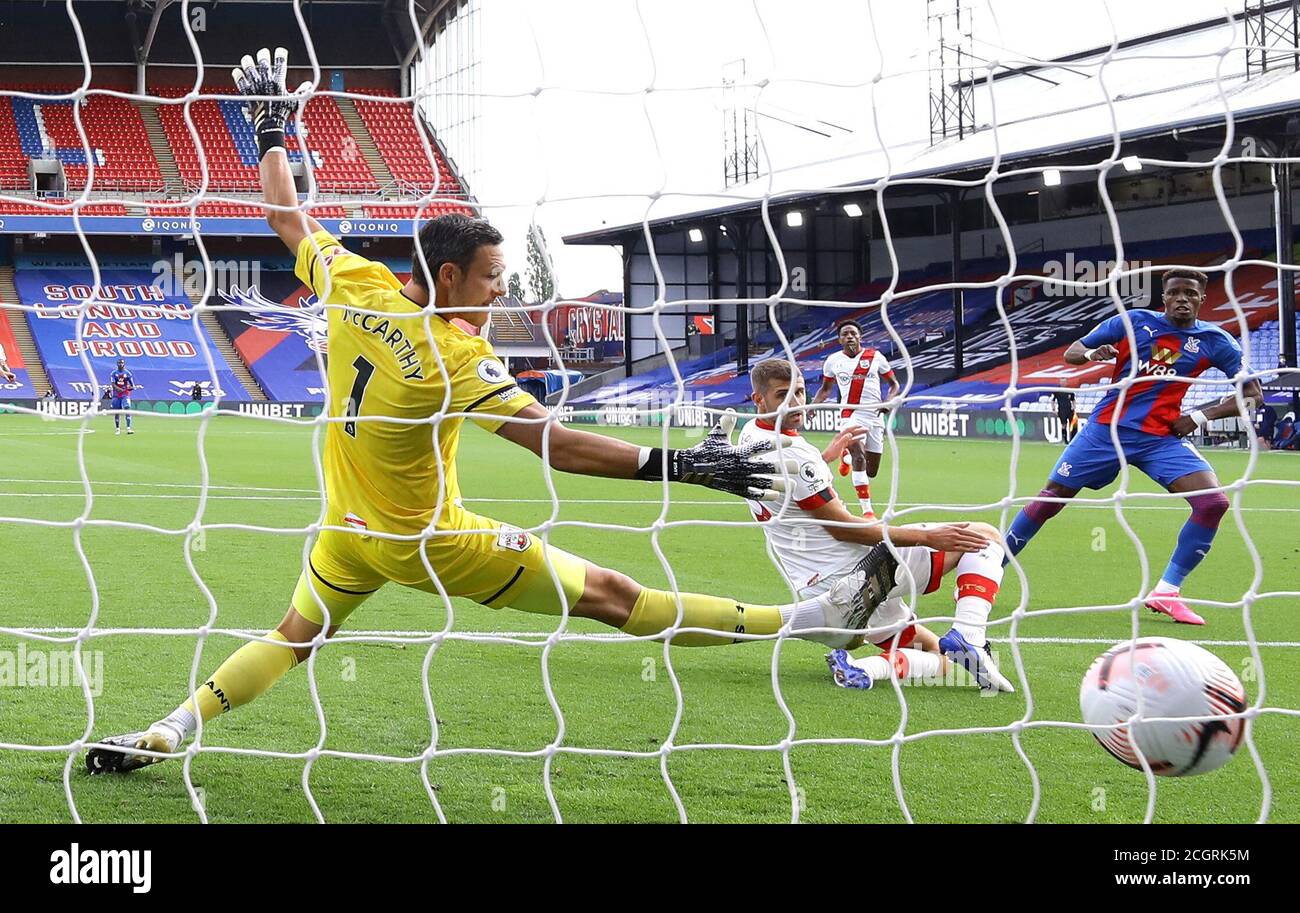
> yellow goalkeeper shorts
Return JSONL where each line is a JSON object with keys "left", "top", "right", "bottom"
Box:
{"left": 290, "top": 507, "right": 588, "bottom": 627}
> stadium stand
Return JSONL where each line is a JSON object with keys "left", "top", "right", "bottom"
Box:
{"left": 148, "top": 85, "right": 465, "bottom": 199}
{"left": 573, "top": 234, "right": 1280, "bottom": 408}
{"left": 299, "top": 96, "right": 379, "bottom": 192}
{"left": 14, "top": 268, "right": 251, "bottom": 401}
{"left": 0, "top": 200, "right": 128, "bottom": 214}
{"left": 363, "top": 202, "right": 475, "bottom": 218}
{"left": 0, "top": 94, "right": 27, "bottom": 190}
{"left": 354, "top": 89, "right": 464, "bottom": 196}
{"left": 146, "top": 201, "right": 266, "bottom": 217}
{"left": 153, "top": 86, "right": 272, "bottom": 193}
{"left": 3, "top": 88, "right": 164, "bottom": 192}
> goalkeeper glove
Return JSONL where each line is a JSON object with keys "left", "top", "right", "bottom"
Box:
{"left": 634, "top": 413, "right": 797, "bottom": 501}
{"left": 232, "top": 47, "right": 304, "bottom": 161}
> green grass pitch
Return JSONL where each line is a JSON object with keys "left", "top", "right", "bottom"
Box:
{"left": 0, "top": 410, "right": 1297, "bottom": 823}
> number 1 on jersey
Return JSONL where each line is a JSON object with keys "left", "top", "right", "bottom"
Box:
{"left": 344, "top": 355, "right": 375, "bottom": 437}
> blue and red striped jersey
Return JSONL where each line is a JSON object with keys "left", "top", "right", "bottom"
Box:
{"left": 1081, "top": 310, "right": 1242, "bottom": 436}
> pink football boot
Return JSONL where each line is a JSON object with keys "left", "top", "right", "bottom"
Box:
{"left": 1145, "top": 592, "right": 1206, "bottom": 626}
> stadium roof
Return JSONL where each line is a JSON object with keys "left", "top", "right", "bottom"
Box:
{"left": 0, "top": 0, "right": 459, "bottom": 68}
{"left": 565, "top": 9, "right": 1300, "bottom": 245}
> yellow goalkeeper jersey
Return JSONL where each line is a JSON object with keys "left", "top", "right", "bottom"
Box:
{"left": 294, "top": 230, "right": 536, "bottom": 538}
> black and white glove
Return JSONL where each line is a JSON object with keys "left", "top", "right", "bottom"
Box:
{"left": 231, "top": 47, "right": 304, "bottom": 161}
{"left": 634, "top": 410, "right": 798, "bottom": 501}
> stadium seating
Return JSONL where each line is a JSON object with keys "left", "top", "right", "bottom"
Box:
{"left": 153, "top": 87, "right": 379, "bottom": 194}
{"left": 0, "top": 199, "right": 127, "bottom": 215}
{"left": 573, "top": 234, "right": 1286, "bottom": 409}
{"left": 153, "top": 86, "right": 265, "bottom": 193}
{"left": 363, "top": 202, "right": 474, "bottom": 218}
{"left": 3, "top": 85, "right": 471, "bottom": 211}
{"left": 353, "top": 90, "right": 464, "bottom": 196}
{"left": 2, "top": 88, "right": 164, "bottom": 192}
{"left": 299, "top": 96, "right": 378, "bottom": 192}
{"left": 146, "top": 201, "right": 266, "bottom": 217}
{"left": 0, "top": 95, "right": 27, "bottom": 189}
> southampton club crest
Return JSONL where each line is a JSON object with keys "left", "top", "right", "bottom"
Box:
{"left": 221, "top": 285, "right": 329, "bottom": 353}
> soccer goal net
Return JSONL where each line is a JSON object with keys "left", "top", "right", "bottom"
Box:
{"left": 0, "top": 0, "right": 1295, "bottom": 824}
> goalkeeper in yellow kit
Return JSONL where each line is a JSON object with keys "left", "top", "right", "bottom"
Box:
{"left": 86, "top": 49, "right": 885, "bottom": 774}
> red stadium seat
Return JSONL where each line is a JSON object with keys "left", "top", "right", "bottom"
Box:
{"left": 0, "top": 85, "right": 166, "bottom": 193}
{"left": 362, "top": 202, "right": 475, "bottom": 219}
{"left": 352, "top": 90, "right": 467, "bottom": 197}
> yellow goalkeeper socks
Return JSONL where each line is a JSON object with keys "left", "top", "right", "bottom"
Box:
{"left": 621, "top": 587, "right": 785, "bottom": 647}
{"left": 181, "top": 630, "right": 300, "bottom": 725}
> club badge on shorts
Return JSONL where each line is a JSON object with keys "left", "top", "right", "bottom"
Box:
{"left": 495, "top": 525, "right": 531, "bottom": 553}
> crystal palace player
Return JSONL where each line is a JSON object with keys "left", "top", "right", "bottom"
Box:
{"left": 1005, "top": 268, "right": 1262, "bottom": 626}
{"left": 107, "top": 358, "right": 139, "bottom": 435}
{"left": 85, "top": 49, "right": 887, "bottom": 773}
{"left": 812, "top": 322, "right": 900, "bottom": 518}
{"left": 742, "top": 358, "right": 1014, "bottom": 693}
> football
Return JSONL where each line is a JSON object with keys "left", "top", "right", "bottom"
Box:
{"left": 1080, "top": 637, "right": 1248, "bottom": 777}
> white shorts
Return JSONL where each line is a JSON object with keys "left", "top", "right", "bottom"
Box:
{"left": 837, "top": 411, "right": 884, "bottom": 453}
{"left": 797, "top": 544, "right": 946, "bottom": 647}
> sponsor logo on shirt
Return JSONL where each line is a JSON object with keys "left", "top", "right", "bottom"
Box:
{"left": 1136, "top": 336, "right": 1183, "bottom": 377}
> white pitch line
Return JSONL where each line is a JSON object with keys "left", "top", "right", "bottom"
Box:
{"left": 0, "top": 431, "right": 97, "bottom": 436}
{"left": 6, "top": 627, "right": 1299, "bottom": 648}
{"left": 0, "top": 477, "right": 319, "bottom": 494}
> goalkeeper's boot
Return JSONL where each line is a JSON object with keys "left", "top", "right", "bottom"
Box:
{"left": 85, "top": 721, "right": 184, "bottom": 775}
{"left": 825, "top": 649, "right": 873, "bottom": 690}
{"left": 821, "top": 543, "right": 899, "bottom": 648}
{"left": 1145, "top": 592, "right": 1205, "bottom": 626}
{"left": 938, "top": 628, "right": 1015, "bottom": 694}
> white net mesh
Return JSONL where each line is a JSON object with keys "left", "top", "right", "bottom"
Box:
{"left": 0, "top": 0, "right": 1297, "bottom": 823}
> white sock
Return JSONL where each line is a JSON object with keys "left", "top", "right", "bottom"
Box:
{"left": 856, "top": 654, "right": 892, "bottom": 681}
{"left": 781, "top": 595, "right": 827, "bottom": 634}
{"left": 158, "top": 706, "right": 197, "bottom": 744}
{"left": 850, "top": 648, "right": 944, "bottom": 683}
{"left": 851, "top": 471, "right": 873, "bottom": 514}
{"left": 1154, "top": 579, "right": 1180, "bottom": 595}
{"left": 952, "top": 540, "right": 1005, "bottom": 648}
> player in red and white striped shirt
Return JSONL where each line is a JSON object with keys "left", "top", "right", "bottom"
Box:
{"left": 812, "top": 322, "right": 900, "bottom": 518}
{"left": 743, "top": 358, "right": 1014, "bottom": 693}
